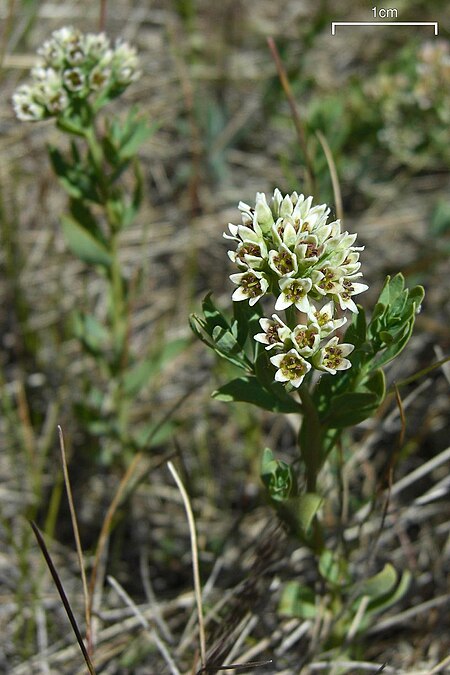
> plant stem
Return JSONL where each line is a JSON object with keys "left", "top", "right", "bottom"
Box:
{"left": 298, "top": 385, "right": 322, "bottom": 493}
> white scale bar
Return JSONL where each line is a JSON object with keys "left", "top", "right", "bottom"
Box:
{"left": 331, "top": 22, "right": 439, "bottom": 35}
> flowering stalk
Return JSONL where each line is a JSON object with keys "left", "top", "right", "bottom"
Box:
{"left": 191, "top": 188, "right": 424, "bottom": 551}
{"left": 13, "top": 27, "right": 185, "bottom": 463}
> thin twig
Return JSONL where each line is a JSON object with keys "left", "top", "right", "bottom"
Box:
{"left": 267, "top": 37, "right": 315, "bottom": 194}
{"left": 58, "top": 426, "right": 91, "bottom": 653}
{"left": 167, "top": 461, "right": 206, "bottom": 670}
{"left": 316, "top": 130, "right": 343, "bottom": 221}
{"left": 99, "top": 0, "right": 107, "bottom": 32}
{"left": 30, "top": 521, "right": 97, "bottom": 675}
{"left": 107, "top": 575, "right": 181, "bottom": 675}
{"left": 88, "top": 451, "right": 143, "bottom": 646}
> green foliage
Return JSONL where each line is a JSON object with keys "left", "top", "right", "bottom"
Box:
{"left": 260, "top": 448, "right": 296, "bottom": 501}
{"left": 314, "top": 274, "right": 423, "bottom": 432}
{"left": 61, "top": 215, "right": 112, "bottom": 268}
{"left": 280, "top": 558, "right": 411, "bottom": 643}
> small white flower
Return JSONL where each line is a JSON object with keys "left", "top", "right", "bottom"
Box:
{"left": 46, "top": 88, "right": 69, "bottom": 114}
{"left": 275, "top": 277, "right": 312, "bottom": 312}
{"left": 311, "top": 266, "right": 343, "bottom": 296}
{"left": 12, "top": 86, "right": 45, "bottom": 121}
{"left": 295, "top": 234, "right": 324, "bottom": 264}
{"left": 335, "top": 276, "right": 369, "bottom": 313}
{"left": 63, "top": 67, "right": 85, "bottom": 92}
{"left": 229, "top": 240, "right": 267, "bottom": 270}
{"left": 230, "top": 270, "right": 269, "bottom": 305}
{"left": 112, "top": 41, "right": 140, "bottom": 84}
{"left": 270, "top": 349, "right": 311, "bottom": 387}
{"left": 268, "top": 243, "right": 298, "bottom": 277}
{"left": 254, "top": 315, "right": 290, "bottom": 350}
{"left": 291, "top": 323, "right": 320, "bottom": 357}
{"left": 85, "top": 32, "right": 111, "bottom": 59}
{"left": 89, "top": 64, "right": 111, "bottom": 91}
{"left": 314, "top": 336, "right": 354, "bottom": 374}
{"left": 272, "top": 216, "right": 298, "bottom": 248}
{"left": 307, "top": 302, "right": 347, "bottom": 337}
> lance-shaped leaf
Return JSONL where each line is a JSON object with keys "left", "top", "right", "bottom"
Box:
{"left": 61, "top": 215, "right": 112, "bottom": 268}
{"left": 321, "top": 369, "right": 385, "bottom": 428}
{"left": 213, "top": 377, "right": 301, "bottom": 413}
{"left": 123, "top": 337, "right": 190, "bottom": 397}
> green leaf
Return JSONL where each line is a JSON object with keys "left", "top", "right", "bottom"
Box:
{"left": 212, "top": 325, "right": 242, "bottom": 357}
{"left": 119, "top": 120, "right": 158, "bottom": 160}
{"left": 358, "top": 563, "right": 397, "bottom": 600}
{"left": 56, "top": 115, "right": 86, "bottom": 136}
{"left": 69, "top": 199, "right": 106, "bottom": 245}
{"left": 202, "top": 293, "right": 230, "bottom": 333}
{"left": 431, "top": 199, "right": 450, "bottom": 237}
{"left": 279, "top": 581, "right": 318, "bottom": 619}
{"left": 260, "top": 448, "right": 296, "bottom": 501}
{"left": 213, "top": 377, "right": 300, "bottom": 413}
{"left": 322, "top": 388, "right": 383, "bottom": 428}
{"left": 123, "top": 337, "right": 189, "bottom": 397}
{"left": 72, "top": 312, "right": 110, "bottom": 357}
{"left": 366, "top": 569, "right": 411, "bottom": 615}
{"left": 319, "top": 550, "right": 349, "bottom": 587}
{"left": 344, "top": 305, "right": 367, "bottom": 347}
{"left": 296, "top": 493, "right": 323, "bottom": 534}
{"left": 61, "top": 215, "right": 112, "bottom": 267}
{"left": 121, "top": 159, "right": 144, "bottom": 227}
{"left": 232, "top": 300, "right": 263, "bottom": 348}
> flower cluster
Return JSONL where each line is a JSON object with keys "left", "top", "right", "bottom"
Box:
{"left": 225, "top": 189, "right": 368, "bottom": 387}
{"left": 366, "top": 40, "right": 450, "bottom": 169}
{"left": 12, "top": 26, "right": 140, "bottom": 121}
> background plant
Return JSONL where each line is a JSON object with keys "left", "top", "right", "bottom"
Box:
{"left": 13, "top": 26, "right": 188, "bottom": 464}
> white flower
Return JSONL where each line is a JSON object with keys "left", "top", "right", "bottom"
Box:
{"left": 268, "top": 243, "right": 298, "bottom": 277}
{"left": 270, "top": 349, "right": 311, "bottom": 387}
{"left": 275, "top": 277, "right": 312, "bottom": 312}
{"left": 112, "top": 41, "right": 140, "bottom": 84}
{"left": 295, "top": 234, "right": 324, "bottom": 265}
{"left": 335, "top": 276, "right": 369, "bottom": 313}
{"left": 307, "top": 302, "right": 347, "bottom": 337}
{"left": 314, "top": 336, "right": 354, "bottom": 374}
{"left": 311, "top": 266, "right": 344, "bottom": 296}
{"left": 291, "top": 323, "right": 320, "bottom": 357}
{"left": 12, "top": 86, "right": 45, "bottom": 121}
{"left": 230, "top": 270, "right": 269, "bottom": 305}
{"left": 85, "top": 32, "right": 111, "bottom": 59}
{"left": 229, "top": 239, "right": 267, "bottom": 270}
{"left": 63, "top": 67, "right": 85, "bottom": 92}
{"left": 89, "top": 63, "right": 111, "bottom": 91}
{"left": 254, "top": 315, "right": 290, "bottom": 350}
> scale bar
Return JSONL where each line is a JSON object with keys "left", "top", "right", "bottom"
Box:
{"left": 331, "top": 22, "right": 439, "bottom": 36}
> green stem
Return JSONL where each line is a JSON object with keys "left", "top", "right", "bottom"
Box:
{"left": 298, "top": 385, "right": 322, "bottom": 493}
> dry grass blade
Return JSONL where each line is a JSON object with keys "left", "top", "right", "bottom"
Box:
{"left": 107, "top": 574, "right": 181, "bottom": 675}
{"left": 316, "top": 130, "right": 344, "bottom": 221}
{"left": 197, "top": 660, "right": 273, "bottom": 673}
{"left": 167, "top": 460, "right": 206, "bottom": 671}
{"left": 58, "top": 426, "right": 91, "bottom": 653}
{"left": 30, "top": 521, "right": 97, "bottom": 675}
{"left": 88, "top": 451, "right": 143, "bottom": 645}
{"left": 267, "top": 36, "right": 315, "bottom": 194}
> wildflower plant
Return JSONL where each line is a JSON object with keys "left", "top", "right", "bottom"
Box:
{"left": 13, "top": 27, "right": 185, "bottom": 462}
{"left": 366, "top": 39, "right": 450, "bottom": 170}
{"left": 191, "top": 187, "right": 424, "bottom": 644}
